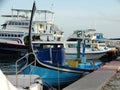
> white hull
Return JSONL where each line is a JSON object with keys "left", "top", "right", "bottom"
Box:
{"left": 65, "top": 48, "right": 109, "bottom": 60}
{"left": 66, "top": 52, "right": 106, "bottom": 60}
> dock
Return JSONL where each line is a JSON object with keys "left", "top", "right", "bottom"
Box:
{"left": 63, "top": 57, "right": 120, "bottom": 90}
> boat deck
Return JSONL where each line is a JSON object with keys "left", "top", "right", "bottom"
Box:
{"left": 63, "top": 57, "right": 120, "bottom": 90}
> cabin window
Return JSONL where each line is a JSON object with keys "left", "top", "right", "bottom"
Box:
{"left": 8, "top": 21, "right": 12, "bottom": 25}
{"left": 22, "top": 23, "right": 24, "bottom": 25}
{"left": 8, "top": 34, "right": 10, "bottom": 37}
{"left": 15, "top": 34, "right": 17, "bottom": 37}
{"left": 25, "top": 22, "right": 28, "bottom": 25}
{"left": 40, "top": 24, "right": 43, "bottom": 28}
{"left": 15, "top": 22, "right": 18, "bottom": 25}
{"left": 18, "top": 34, "right": 21, "bottom": 37}
{"left": 11, "top": 34, "right": 14, "bottom": 37}
{"left": 68, "top": 44, "right": 77, "bottom": 48}
{"left": 20, "top": 34, "right": 24, "bottom": 37}
{"left": 2, "top": 34, "right": 4, "bottom": 36}
{"left": 5, "top": 34, "right": 7, "bottom": 37}
{"left": 33, "top": 43, "right": 40, "bottom": 47}
{"left": 11, "top": 22, "right": 14, "bottom": 25}
{"left": 19, "top": 22, "right": 21, "bottom": 25}
{"left": 86, "top": 44, "right": 91, "bottom": 48}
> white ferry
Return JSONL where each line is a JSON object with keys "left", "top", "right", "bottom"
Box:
{"left": 0, "top": 8, "right": 64, "bottom": 60}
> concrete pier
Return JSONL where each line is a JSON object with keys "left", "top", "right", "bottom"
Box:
{"left": 63, "top": 57, "right": 120, "bottom": 90}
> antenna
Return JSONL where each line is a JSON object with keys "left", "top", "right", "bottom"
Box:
{"left": 50, "top": 2, "right": 55, "bottom": 26}
{"left": 11, "top": 0, "right": 13, "bottom": 19}
{"left": 51, "top": 3, "right": 54, "bottom": 11}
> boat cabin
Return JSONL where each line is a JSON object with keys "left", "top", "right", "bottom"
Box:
{"left": 32, "top": 41, "right": 65, "bottom": 65}
{"left": 1, "top": 9, "right": 64, "bottom": 41}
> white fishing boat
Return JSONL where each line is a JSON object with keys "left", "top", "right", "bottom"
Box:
{"left": 65, "top": 41, "right": 109, "bottom": 60}
{"left": 66, "top": 29, "right": 110, "bottom": 60}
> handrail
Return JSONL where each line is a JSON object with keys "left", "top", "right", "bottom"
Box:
{"left": 15, "top": 52, "right": 36, "bottom": 86}
{"left": 15, "top": 52, "right": 55, "bottom": 90}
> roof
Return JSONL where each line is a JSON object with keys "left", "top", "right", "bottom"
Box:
{"left": 1, "top": 15, "right": 27, "bottom": 18}
{"left": 109, "top": 38, "right": 120, "bottom": 40}
{"left": 32, "top": 41, "right": 65, "bottom": 45}
{"left": 11, "top": 9, "right": 54, "bottom": 14}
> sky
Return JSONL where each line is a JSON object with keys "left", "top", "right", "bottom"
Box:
{"left": 0, "top": 0, "right": 120, "bottom": 39}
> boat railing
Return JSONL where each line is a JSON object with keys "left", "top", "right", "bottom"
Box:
{"left": 15, "top": 52, "right": 36, "bottom": 87}
{"left": 15, "top": 52, "right": 59, "bottom": 90}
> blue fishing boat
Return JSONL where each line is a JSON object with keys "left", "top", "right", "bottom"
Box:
{"left": 23, "top": 38, "right": 103, "bottom": 89}
{"left": 24, "top": 41, "right": 93, "bottom": 89}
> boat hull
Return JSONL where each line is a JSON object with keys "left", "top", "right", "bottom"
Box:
{"left": 23, "top": 65, "right": 82, "bottom": 89}
{"left": 0, "top": 42, "right": 28, "bottom": 62}
{"left": 66, "top": 51, "right": 106, "bottom": 60}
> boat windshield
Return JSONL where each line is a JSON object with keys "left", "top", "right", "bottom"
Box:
{"left": 68, "top": 43, "right": 77, "bottom": 48}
